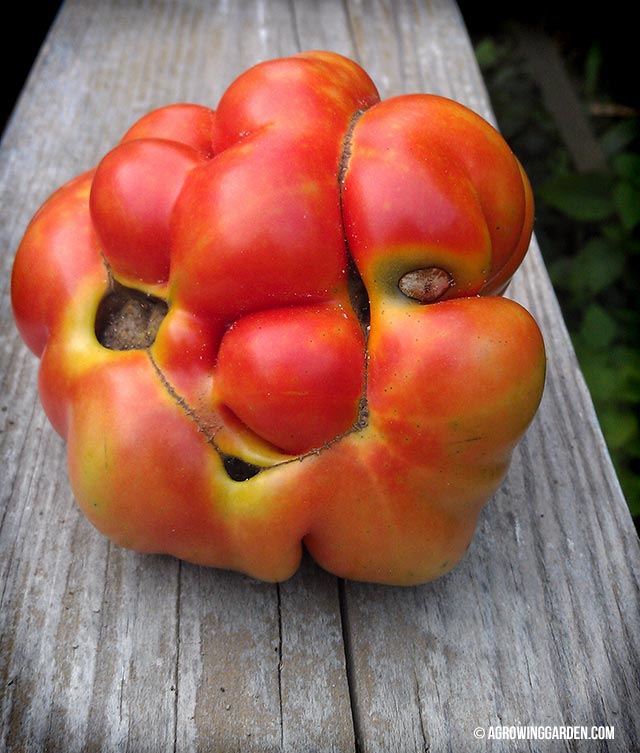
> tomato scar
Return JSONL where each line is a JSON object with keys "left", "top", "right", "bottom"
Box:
{"left": 95, "top": 280, "right": 168, "bottom": 350}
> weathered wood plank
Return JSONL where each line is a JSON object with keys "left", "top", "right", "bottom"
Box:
{"left": 319, "top": 3, "right": 640, "bottom": 751}
{"left": 174, "top": 556, "right": 354, "bottom": 753}
{"left": 0, "top": 2, "right": 357, "bottom": 752}
{"left": 1, "top": 1, "right": 639, "bottom": 752}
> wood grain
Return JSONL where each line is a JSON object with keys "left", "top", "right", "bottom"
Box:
{"left": 1, "top": 1, "right": 638, "bottom": 751}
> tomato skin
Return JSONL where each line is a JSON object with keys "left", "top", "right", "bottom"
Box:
{"left": 10, "top": 51, "right": 545, "bottom": 585}
{"left": 342, "top": 95, "right": 535, "bottom": 302}
{"left": 169, "top": 135, "right": 348, "bottom": 322}
{"left": 214, "top": 304, "right": 365, "bottom": 455}
{"left": 90, "top": 138, "right": 207, "bottom": 285}
{"left": 10, "top": 171, "right": 103, "bottom": 358}
{"left": 120, "top": 102, "right": 216, "bottom": 156}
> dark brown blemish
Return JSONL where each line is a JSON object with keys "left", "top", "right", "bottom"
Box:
{"left": 95, "top": 281, "right": 168, "bottom": 350}
{"left": 398, "top": 267, "right": 453, "bottom": 303}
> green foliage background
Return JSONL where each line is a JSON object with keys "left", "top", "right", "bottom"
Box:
{"left": 474, "top": 34, "right": 640, "bottom": 523}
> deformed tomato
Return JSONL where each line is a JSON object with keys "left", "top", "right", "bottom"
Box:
{"left": 11, "top": 51, "right": 545, "bottom": 585}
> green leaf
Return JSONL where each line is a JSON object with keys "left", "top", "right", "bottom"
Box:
{"left": 612, "top": 180, "right": 640, "bottom": 231}
{"left": 580, "top": 353, "right": 621, "bottom": 401}
{"left": 600, "top": 118, "right": 640, "bottom": 158}
{"left": 613, "top": 345, "right": 640, "bottom": 369}
{"left": 616, "top": 467, "right": 640, "bottom": 517}
{"left": 625, "top": 437, "right": 640, "bottom": 458}
{"left": 613, "top": 152, "right": 640, "bottom": 185}
{"left": 474, "top": 37, "right": 500, "bottom": 69}
{"left": 547, "top": 256, "right": 574, "bottom": 290}
{"left": 579, "top": 347, "right": 624, "bottom": 402}
{"left": 619, "top": 358, "right": 640, "bottom": 404}
{"left": 601, "top": 221, "right": 627, "bottom": 243}
{"left": 583, "top": 42, "right": 602, "bottom": 100}
{"left": 571, "top": 237, "right": 625, "bottom": 294}
{"left": 579, "top": 304, "right": 619, "bottom": 349}
{"left": 537, "top": 172, "right": 615, "bottom": 222}
{"left": 579, "top": 346, "right": 640, "bottom": 405}
{"left": 599, "top": 408, "right": 638, "bottom": 450}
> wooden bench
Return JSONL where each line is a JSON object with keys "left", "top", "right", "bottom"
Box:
{"left": 1, "top": 1, "right": 638, "bottom": 750}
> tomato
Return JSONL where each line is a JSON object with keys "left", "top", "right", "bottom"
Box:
{"left": 11, "top": 51, "right": 544, "bottom": 584}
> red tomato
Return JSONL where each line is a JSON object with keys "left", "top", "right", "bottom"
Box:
{"left": 11, "top": 51, "right": 544, "bottom": 584}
